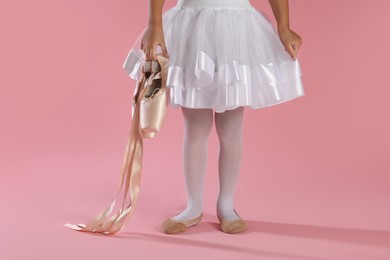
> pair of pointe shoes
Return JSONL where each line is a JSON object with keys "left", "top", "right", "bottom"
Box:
{"left": 162, "top": 209, "right": 247, "bottom": 234}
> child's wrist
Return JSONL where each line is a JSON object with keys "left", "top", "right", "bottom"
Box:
{"left": 277, "top": 23, "right": 290, "bottom": 32}
{"left": 148, "top": 19, "right": 163, "bottom": 28}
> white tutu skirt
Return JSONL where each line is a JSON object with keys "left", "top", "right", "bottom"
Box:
{"left": 123, "top": 0, "right": 305, "bottom": 113}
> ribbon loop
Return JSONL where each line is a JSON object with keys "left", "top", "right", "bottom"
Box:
{"left": 195, "top": 51, "right": 216, "bottom": 87}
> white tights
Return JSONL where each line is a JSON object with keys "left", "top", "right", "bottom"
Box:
{"left": 172, "top": 106, "right": 245, "bottom": 222}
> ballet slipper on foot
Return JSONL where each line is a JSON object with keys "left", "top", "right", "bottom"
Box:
{"left": 217, "top": 209, "right": 247, "bottom": 234}
{"left": 162, "top": 213, "right": 203, "bottom": 234}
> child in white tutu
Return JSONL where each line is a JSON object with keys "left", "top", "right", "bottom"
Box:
{"left": 125, "top": 0, "right": 304, "bottom": 234}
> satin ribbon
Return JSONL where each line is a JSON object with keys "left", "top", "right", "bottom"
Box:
{"left": 63, "top": 71, "right": 150, "bottom": 235}
{"left": 123, "top": 49, "right": 145, "bottom": 81}
{"left": 194, "top": 51, "right": 215, "bottom": 87}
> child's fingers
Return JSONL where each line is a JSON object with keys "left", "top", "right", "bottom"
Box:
{"left": 145, "top": 47, "right": 154, "bottom": 61}
{"left": 292, "top": 41, "right": 300, "bottom": 54}
{"left": 161, "top": 42, "right": 170, "bottom": 58}
{"left": 146, "top": 44, "right": 157, "bottom": 61}
{"left": 150, "top": 45, "right": 156, "bottom": 60}
{"left": 286, "top": 42, "right": 297, "bottom": 60}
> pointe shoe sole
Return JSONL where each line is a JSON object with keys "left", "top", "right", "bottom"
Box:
{"left": 217, "top": 209, "right": 247, "bottom": 234}
{"left": 162, "top": 213, "right": 203, "bottom": 234}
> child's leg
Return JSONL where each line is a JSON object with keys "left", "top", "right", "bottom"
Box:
{"left": 215, "top": 107, "right": 245, "bottom": 220}
{"left": 172, "top": 106, "right": 213, "bottom": 222}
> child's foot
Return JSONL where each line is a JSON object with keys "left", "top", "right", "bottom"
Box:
{"left": 216, "top": 199, "right": 247, "bottom": 234}
{"left": 171, "top": 206, "right": 203, "bottom": 222}
{"left": 216, "top": 207, "right": 241, "bottom": 221}
{"left": 216, "top": 199, "right": 240, "bottom": 221}
{"left": 162, "top": 206, "right": 203, "bottom": 234}
{"left": 216, "top": 208, "right": 247, "bottom": 234}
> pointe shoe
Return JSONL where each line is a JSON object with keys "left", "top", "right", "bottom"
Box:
{"left": 217, "top": 209, "right": 247, "bottom": 234}
{"left": 162, "top": 213, "right": 203, "bottom": 234}
{"left": 132, "top": 53, "right": 170, "bottom": 139}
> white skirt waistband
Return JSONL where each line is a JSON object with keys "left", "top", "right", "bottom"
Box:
{"left": 175, "top": 0, "right": 254, "bottom": 9}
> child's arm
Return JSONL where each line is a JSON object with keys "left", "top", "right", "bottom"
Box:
{"left": 268, "top": 0, "right": 290, "bottom": 31}
{"left": 141, "top": 0, "right": 170, "bottom": 60}
{"left": 268, "top": 0, "right": 302, "bottom": 60}
{"left": 148, "top": 0, "right": 165, "bottom": 27}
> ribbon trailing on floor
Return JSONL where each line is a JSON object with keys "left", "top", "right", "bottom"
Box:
{"left": 63, "top": 74, "right": 149, "bottom": 235}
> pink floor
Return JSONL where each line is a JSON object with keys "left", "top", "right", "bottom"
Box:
{"left": 2, "top": 119, "right": 390, "bottom": 259}
{"left": 2, "top": 0, "right": 390, "bottom": 259}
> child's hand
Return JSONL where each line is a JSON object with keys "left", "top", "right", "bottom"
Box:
{"left": 278, "top": 26, "right": 302, "bottom": 60}
{"left": 140, "top": 24, "right": 170, "bottom": 61}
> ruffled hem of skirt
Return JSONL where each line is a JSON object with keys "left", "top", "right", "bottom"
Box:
{"left": 123, "top": 48, "right": 304, "bottom": 113}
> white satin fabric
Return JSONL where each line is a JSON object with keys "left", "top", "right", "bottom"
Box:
{"left": 123, "top": 0, "right": 305, "bottom": 113}
{"left": 176, "top": 0, "right": 254, "bottom": 9}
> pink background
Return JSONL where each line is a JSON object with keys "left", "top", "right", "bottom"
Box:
{"left": 1, "top": 0, "right": 389, "bottom": 259}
